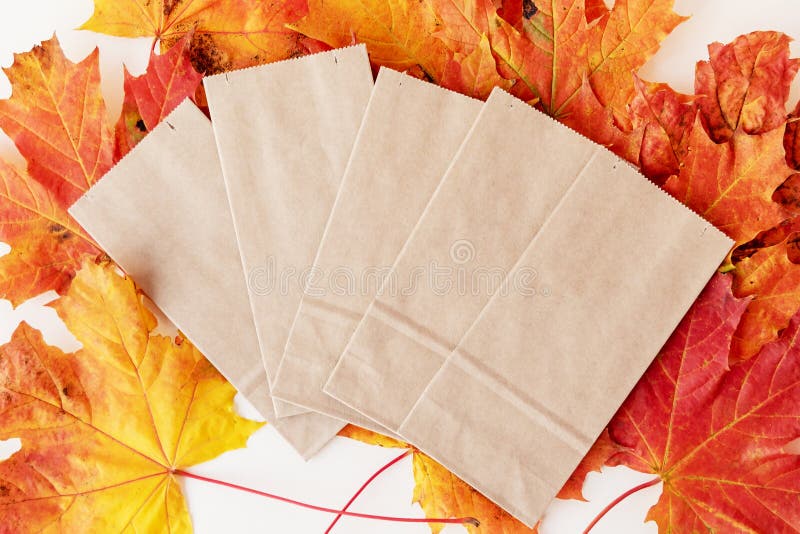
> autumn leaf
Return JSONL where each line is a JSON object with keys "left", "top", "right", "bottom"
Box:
{"left": 115, "top": 36, "right": 202, "bottom": 158}
{"left": 558, "top": 79, "right": 642, "bottom": 164}
{"left": 339, "top": 426, "right": 538, "bottom": 533}
{"left": 653, "top": 31, "right": 799, "bottom": 362}
{"left": 440, "top": 34, "right": 514, "bottom": 100}
{"left": 664, "top": 119, "right": 792, "bottom": 246}
{"left": 338, "top": 424, "right": 407, "bottom": 449}
{"left": 786, "top": 99, "right": 800, "bottom": 170}
{"left": 731, "top": 231, "right": 800, "bottom": 362}
{"left": 82, "top": 0, "right": 311, "bottom": 73}
{"left": 696, "top": 32, "right": 800, "bottom": 144}
{"left": 0, "top": 260, "right": 262, "bottom": 531}
{"left": 290, "top": 0, "right": 453, "bottom": 82}
{"left": 629, "top": 76, "right": 696, "bottom": 183}
{"left": 0, "top": 161, "right": 100, "bottom": 306}
{"left": 513, "top": 0, "right": 590, "bottom": 113}
{"left": 0, "top": 37, "right": 113, "bottom": 206}
{"left": 516, "top": 0, "right": 684, "bottom": 124}
{"left": 556, "top": 430, "right": 622, "bottom": 501}
{"left": 596, "top": 273, "right": 800, "bottom": 532}
{"left": 413, "top": 452, "right": 537, "bottom": 534}
{"left": 583, "top": 0, "right": 686, "bottom": 125}
{"left": 427, "top": 0, "right": 544, "bottom": 101}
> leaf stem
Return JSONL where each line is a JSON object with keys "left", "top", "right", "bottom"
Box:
{"left": 326, "top": 449, "right": 412, "bottom": 533}
{"left": 173, "top": 467, "right": 479, "bottom": 528}
{"left": 582, "top": 477, "right": 661, "bottom": 534}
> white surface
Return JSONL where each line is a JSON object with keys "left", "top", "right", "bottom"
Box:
{"left": 0, "top": 1, "right": 798, "bottom": 533}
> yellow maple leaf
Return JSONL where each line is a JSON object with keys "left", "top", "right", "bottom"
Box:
{"left": 0, "top": 260, "right": 262, "bottom": 532}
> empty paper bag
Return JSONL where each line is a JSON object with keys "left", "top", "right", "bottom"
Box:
{"left": 399, "top": 145, "right": 731, "bottom": 526}
{"left": 204, "top": 45, "right": 373, "bottom": 418}
{"left": 274, "top": 68, "right": 481, "bottom": 427}
{"left": 326, "top": 89, "right": 603, "bottom": 431}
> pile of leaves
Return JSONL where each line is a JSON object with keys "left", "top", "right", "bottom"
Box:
{"left": 1, "top": 0, "right": 799, "bottom": 532}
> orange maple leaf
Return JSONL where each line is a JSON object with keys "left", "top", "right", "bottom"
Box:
{"left": 82, "top": 0, "right": 311, "bottom": 73}
{"left": 0, "top": 37, "right": 113, "bottom": 207}
{"left": 0, "top": 260, "right": 262, "bottom": 532}
{"left": 599, "top": 273, "right": 800, "bottom": 532}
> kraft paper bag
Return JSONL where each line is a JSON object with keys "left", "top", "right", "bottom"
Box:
{"left": 273, "top": 68, "right": 482, "bottom": 428}
{"left": 398, "top": 148, "right": 731, "bottom": 526}
{"left": 69, "top": 101, "right": 345, "bottom": 459}
{"left": 203, "top": 45, "right": 373, "bottom": 418}
{"left": 325, "top": 88, "right": 600, "bottom": 431}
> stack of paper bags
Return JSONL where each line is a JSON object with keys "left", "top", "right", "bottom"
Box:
{"left": 69, "top": 45, "right": 732, "bottom": 526}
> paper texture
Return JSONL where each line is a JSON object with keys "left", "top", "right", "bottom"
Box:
{"left": 273, "top": 68, "right": 482, "bottom": 428}
{"left": 325, "top": 89, "right": 599, "bottom": 431}
{"left": 398, "top": 144, "right": 731, "bottom": 527}
{"left": 68, "top": 101, "right": 345, "bottom": 459}
{"left": 203, "top": 45, "right": 373, "bottom": 418}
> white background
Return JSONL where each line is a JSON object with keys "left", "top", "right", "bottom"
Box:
{"left": 0, "top": 1, "right": 798, "bottom": 533}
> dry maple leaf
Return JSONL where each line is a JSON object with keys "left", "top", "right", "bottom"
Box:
{"left": 115, "top": 36, "right": 202, "bottom": 158}
{"left": 629, "top": 76, "right": 696, "bottom": 184}
{"left": 338, "top": 425, "right": 537, "bottom": 533}
{"left": 82, "top": 0, "right": 311, "bottom": 73}
{"left": 0, "top": 260, "right": 262, "bottom": 532}
{"left": 0, "top": 37, "right": 113, "bottom": 207}
{"left": 696, "top": 32, "right": 800, "bottom": 144}
{"left": 0, "top": 160, "right": 100, "bottom": 307}
{"left": 597, "top": 272, "right": 800, "bottom": 532}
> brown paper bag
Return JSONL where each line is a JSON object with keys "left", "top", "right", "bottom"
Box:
{"left": 325, "top": 89, "right": 600, "bottom": 431}
{"left": 203, "top": 45, "right": 373, "bottom": 417}
{"left": 68, "top": 101, "right": 345, "bottom": 459}
{"left": 398, "top": 146, "right": 731, "bottom": 526}
{"left": 273, "top": 68, "right": 481, "bottom": 428}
